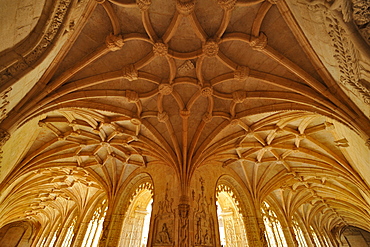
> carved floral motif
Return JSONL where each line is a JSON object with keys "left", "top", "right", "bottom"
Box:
{"left": 202, "top": 40, "right": 219, "bottom": 57}
{"left": 153, "top": 42, "right": 169, "bottom": 57}
{"left": 325, "top": 12, "right": 370, "bottom": 104}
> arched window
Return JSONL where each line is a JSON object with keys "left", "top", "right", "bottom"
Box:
{"left": 61, "top": 216, "right": 77, "bottom": 247}
{"left": 81, "top": 199, "right": 108, "bottom": 247}
{"left": 119, "top": 182, "right": 153, "bottom": 247}
{"left": 310, "top": 225, "right": 322, "bottom": 247}
{"left": 49, "top": 223, "right": 60, "bottom": 247}
{"left": 292, "top": 219, "right": 307, "bottom": 247}
{"left": 261, "top": 202, "right": 288, "bottom": 247}
{"left": 216, "top": 184, "right": 249, "bottom": 247}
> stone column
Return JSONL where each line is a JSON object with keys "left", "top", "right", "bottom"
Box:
{"left": 43, "top": 221, "right": 60, "bottom": 247}
{"left": 101, "top": 212, "right": 125, "bottom": 247}
{"left": 31, "top": 224, "right": 50, "bottom": 247}
{"left": 284, "top": 222, "right": 299, "bottom": 247}
{"left": 256, "top": 214, "right": 269, "bottom": 247}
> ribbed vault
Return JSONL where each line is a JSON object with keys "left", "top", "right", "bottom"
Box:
{"left": 0, "top": 0, "right": 369, "bottom": 242}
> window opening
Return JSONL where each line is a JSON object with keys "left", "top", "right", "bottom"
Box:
{"left": 216, "top": 184, "right": 249, "bottom": 247}
{"left": 261, "top": 202, "right": 288, "bottom": 247}
{"left": 310, "top": 226, "right": 322, "bottom": 247}
{"left": 292, "top": 219, "right": 307, "bottom": 247}
{"left": 49, "top": 224, "right": 60, "bottom": 247}
{"left": 119, "top": 182, "right": 154, "bottom": 247}
{"left": 61, "top": 216, "right": 77, "bottom": 247}
{"left": 81, "top": 199, "right": 108, "bottom": 247}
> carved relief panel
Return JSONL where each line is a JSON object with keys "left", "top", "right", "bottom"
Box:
{"left": 153, "top": 186, "right": 175, "bottom": 246}
{"left": 193, "top": 177, "right": 216, "bottom": 247}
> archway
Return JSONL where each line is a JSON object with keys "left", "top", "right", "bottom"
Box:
{"left": 119, "top": 182, "right": 154, "bottom": 246}
{"left": 216, "top": 184, "right": 249, "bottom": 247}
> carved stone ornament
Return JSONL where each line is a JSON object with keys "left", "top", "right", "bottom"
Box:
{"left": 201, "top": 85, "right": 213, "bottom": 97}
{"left": 178, "top": 203, "right": 190, "bottom": 247}
{"left": 153, "top": 42, "right": 169, "bottom": 56}
{"left": 153, "top": 185, "right": 175, "bottom": 246}
{"left": 0, "top": 0, "right": 72, "bottom": 84}
{"left": 306, "top": 0, "right": 370, "bottom": 42}
{"left": 158, "top": 83, "right": 173, "bottom": 95}
{"left": 232, "top": 90, "right": 247, "bottom": 103}
{"left": 217, "top": 0, "right": 237, "bottom": 11}
{"left": 0, "top": 129, "right": 10, "bottom": 147}
{"left": 158, "top": 111, "right": 169, "bottom": 123}
{"left": 176, "top": 0, "right": 196, "bottom": 15}
{"left": 178, "top": 60, "right": 195, "bottom": 73}
{"left": 366, "top": 138, "right": 370, "bottom": 150}
{"left": 325, "top": 10, "right": 370, "bottom": 104}
{"left": 250, "top": 33, "right": 268, "bottom": 51}
{"left": 217, "top": 0, "right": 236, "bottom": 10}
{"left": 125, "top": 90, "right": 139, "bottom": 103}
{"left": 122, "top": 64, "right": 138, "bottom": 81}
{"left": 193, "top": 177, "right": 215, "bottom": 247}
{"left": 202, "top": 113, "right": 213, "bottom": 123}
{"left": 105, "top": 34, "right": 125, "bottom": 51}
{"left": 234, "top": 66, "right": 250, "bottom": 81}
{"left": 202, "top": 40, "right": 219, "bottom": 57}
{"left": 0, "top": 87, "right": 12, "bottom": 122}
{"left": 304, "top": 1, "right": 370, "bottom": 104}
{"left": 136, "top": 0, "right": 152, "bottom": 11}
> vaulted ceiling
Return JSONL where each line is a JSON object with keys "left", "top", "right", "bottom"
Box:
{"left": 0, "top": 0, "right": 369, "bottom": 233}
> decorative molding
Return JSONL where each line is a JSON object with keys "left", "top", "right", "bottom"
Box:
{"left": 0, "top": 0, "right": 73, "bottom": 84}
{"left": 0, "top": 87, "right": 12, "bottom": 123}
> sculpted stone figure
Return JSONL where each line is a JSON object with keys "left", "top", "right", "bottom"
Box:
{"left": 157, "top": 223, "right": 171, "bottom": 243}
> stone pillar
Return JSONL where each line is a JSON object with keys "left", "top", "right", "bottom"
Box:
{"left": 53, "top": 216, "right": 70, "bottom": 246}
{"left": 178, "top": 203, "right": 190, "bottom": 247}
{"left": 43, "top": 222, "right": 60, "bottom": 247}
{"left": 284, "top": 223, "right": 299, "bottom": 247}
{"left": 256, "top": 215, "right": 269, "bottom": 247}
{"left": 101, "top": 212, "right": 125, "bottom": 247}
{"left": 31, "top": 224, "right": 49, "bottom": 247}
